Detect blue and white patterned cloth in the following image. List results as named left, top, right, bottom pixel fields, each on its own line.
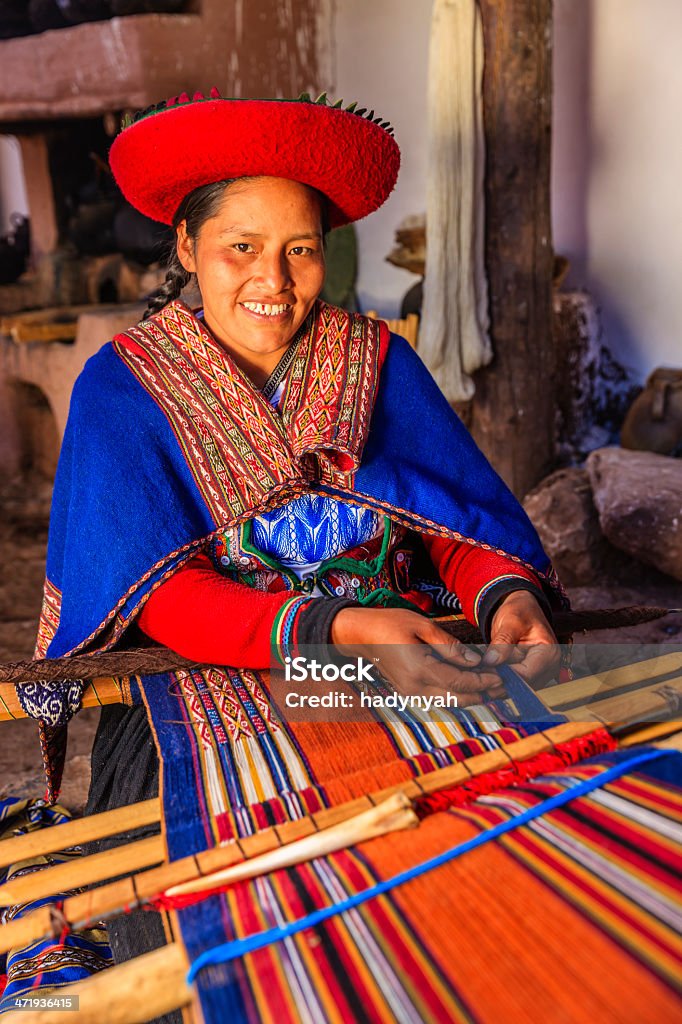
left=251, top=495, right=381, bottom=592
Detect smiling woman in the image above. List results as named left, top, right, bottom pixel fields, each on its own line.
left=19, top=90, right=568, bottom=1022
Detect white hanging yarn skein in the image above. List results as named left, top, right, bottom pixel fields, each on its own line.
left=419, top=0, right=491, bottom=402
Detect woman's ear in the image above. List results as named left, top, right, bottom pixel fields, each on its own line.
left=176, top=221, right=196, bottom=274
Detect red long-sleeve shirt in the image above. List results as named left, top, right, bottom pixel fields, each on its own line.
left=137, top=534, right=543, bottom=667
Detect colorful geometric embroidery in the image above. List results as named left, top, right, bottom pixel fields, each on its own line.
left=34, top=578, right=61, bottom=659
left=113, top=300, right=384, bottom=523
left=283, top=303, right=382, bottom=483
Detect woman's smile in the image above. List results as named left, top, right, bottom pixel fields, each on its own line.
left=240, top=301, right=292, bottom=318
left=238, top=300, right=295, bottom=328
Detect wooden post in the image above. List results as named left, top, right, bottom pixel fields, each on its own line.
left=16, top=134, right=58, bottom=261
left=467, top=0, right=555, bottom=499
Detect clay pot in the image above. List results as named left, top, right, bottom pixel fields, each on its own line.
left=0, top=0, right=35, bottom=37
left=29, top=0, right=70, bottom=31
left=621, top=367, right=682, bottom=456
left=113, top=204, right=173, bottom=265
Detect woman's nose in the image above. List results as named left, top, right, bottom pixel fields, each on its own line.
left=256, top=250, right=292, bottom=293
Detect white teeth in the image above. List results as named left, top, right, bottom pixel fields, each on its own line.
left=242, top=302, right=290, bottom=316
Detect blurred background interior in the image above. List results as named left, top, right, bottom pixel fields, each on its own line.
left=0, top=0, right=680, bottom=807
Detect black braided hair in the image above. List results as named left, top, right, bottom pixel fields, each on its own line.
left=144, top=256, right=191, bottom=318
left=143, top=179, right=238, bottom=319
left=143, top=176, right=330, bottom=319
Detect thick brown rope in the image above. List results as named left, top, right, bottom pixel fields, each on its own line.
left=0, top=606, right=678, bottom=685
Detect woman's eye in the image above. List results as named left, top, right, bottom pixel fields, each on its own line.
left=233, top=243, right=254, bottom=253
left=289, top=246, right=314, bottom=256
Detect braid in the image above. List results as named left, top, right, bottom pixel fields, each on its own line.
left=144, top=251, right=191, bottom=319
left=142, top=179, right=236, bottom=320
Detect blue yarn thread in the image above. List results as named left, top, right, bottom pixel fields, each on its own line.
left=495, top=663, right=567, bottom=725
left=187, top=747, right=668, bottom=982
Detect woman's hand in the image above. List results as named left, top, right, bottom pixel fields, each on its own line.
left=330, top=607, right=504, bottom=706
left=483, top=590, right=559, bottom=688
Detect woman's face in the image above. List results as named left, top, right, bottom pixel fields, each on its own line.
left=177, top=176, right=326, bottom=373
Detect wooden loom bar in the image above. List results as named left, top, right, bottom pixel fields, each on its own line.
left=0, top=800, right=159, bottom=872
left=165, top=793, right=419, bottom=899
left=562, top=680, right=682, bottom=725
left=544, top=653, right=682, bottom=710
left=0, top=721, right=600, bottom=956
left=0, top=836, right=163, bottom=907
left=619, top=721, right=682, bottom=747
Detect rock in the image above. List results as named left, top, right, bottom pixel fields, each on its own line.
left=523, top=467, right=611, bottom=585
left=587, top=447, right=682, bottom=581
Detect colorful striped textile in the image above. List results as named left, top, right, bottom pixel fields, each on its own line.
left=0, top=798, right=112, bottom=1014
left=140, top=665, right=682, bottom=1022
left=141, top=666, right=550, bottom=850
left=173, top=749, right=682, bottom=1023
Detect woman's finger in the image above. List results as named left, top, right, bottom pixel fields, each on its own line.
left=415, top=624, right=482, bottom=668
left=422, top=660, right=501, bottom=694
left=511, top=643, right=561, bottom=686
left=481, top=643, right=515, bottom=668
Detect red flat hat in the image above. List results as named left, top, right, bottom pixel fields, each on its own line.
left=109, top=92, right=400, bottom=228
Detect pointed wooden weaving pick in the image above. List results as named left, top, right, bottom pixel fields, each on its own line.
left=164, top=791, right=418, bottom=900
